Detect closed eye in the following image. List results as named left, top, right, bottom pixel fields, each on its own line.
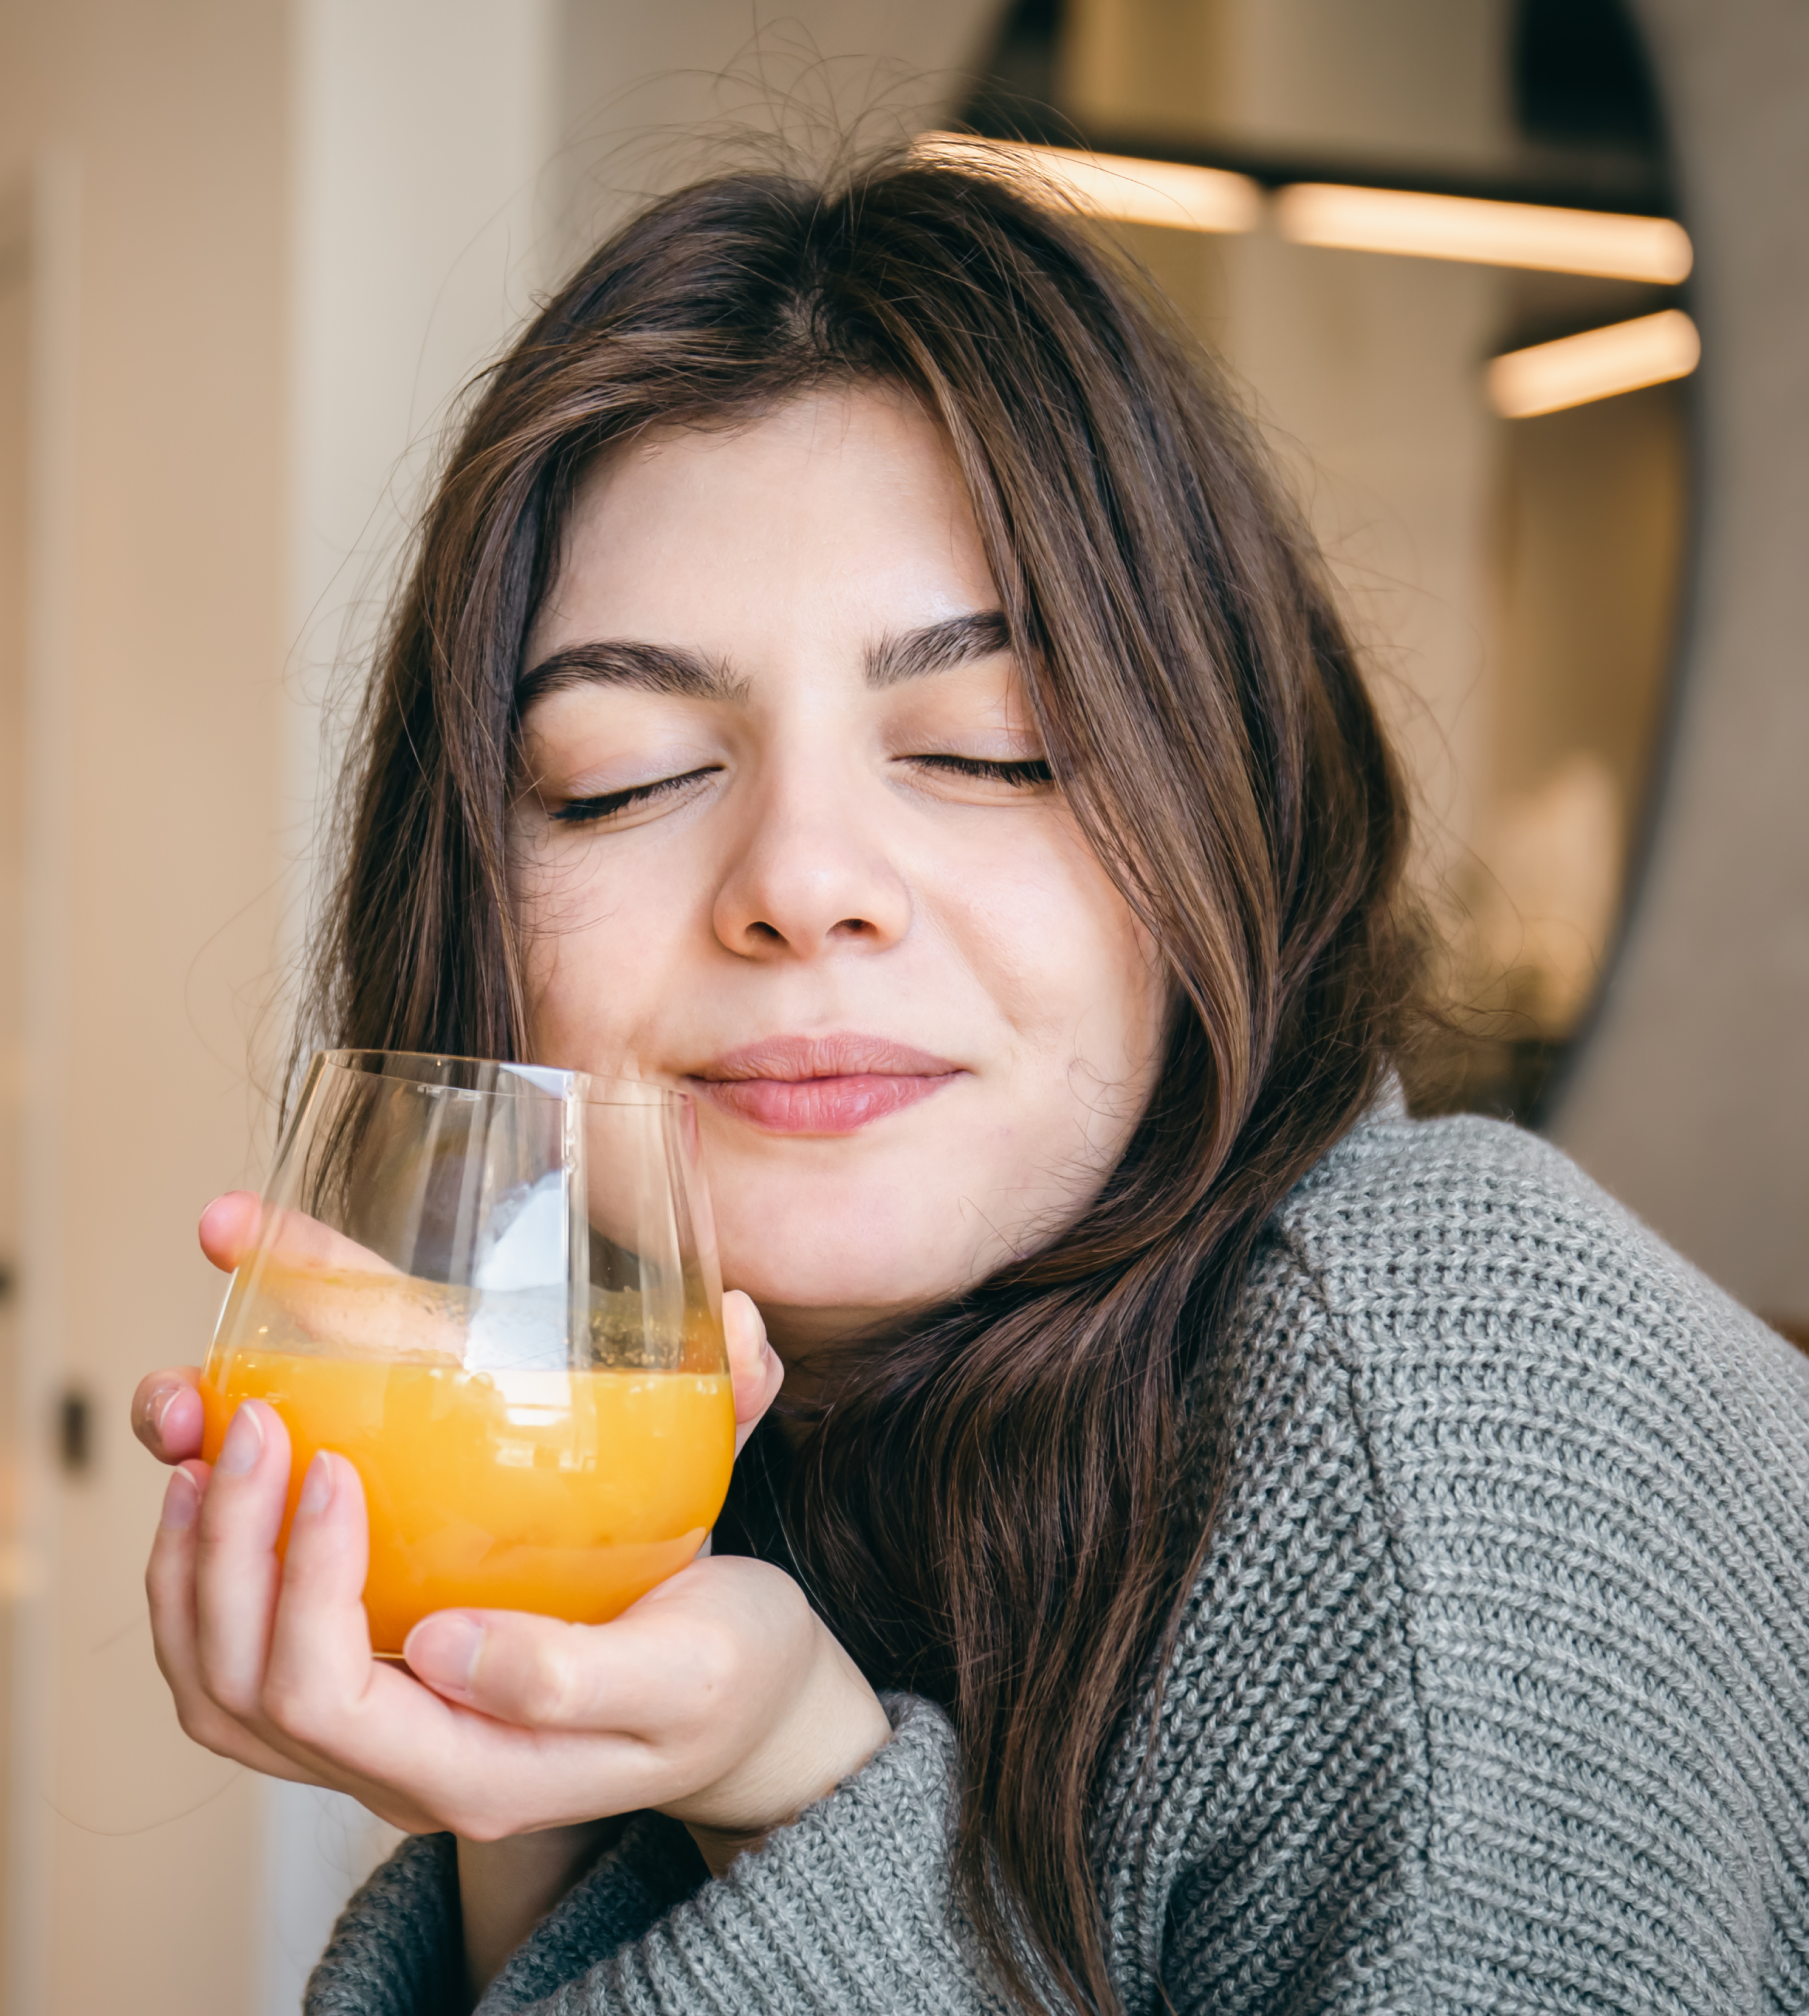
left=906, top=755, right=1054, bottom=788
left=550, top=767, right=721, bottom=824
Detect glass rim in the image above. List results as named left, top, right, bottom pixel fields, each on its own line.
left=314, top=1048, right=691, bottom=1110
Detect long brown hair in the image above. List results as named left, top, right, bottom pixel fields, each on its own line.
left=304, top=148, right=1417, bottom=2013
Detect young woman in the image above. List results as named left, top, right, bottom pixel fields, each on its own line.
left=134, top=152, right=1809, bottom=2015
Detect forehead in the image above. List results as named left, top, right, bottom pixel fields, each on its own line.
left=530, top=385, right=999, bottom=667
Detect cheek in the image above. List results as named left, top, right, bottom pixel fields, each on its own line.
left=939, top=817, right=1169, bottom=1127
left=513, top=839, right=702, bottom=1070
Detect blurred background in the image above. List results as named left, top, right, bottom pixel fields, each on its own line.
left=0, top=2, right=1804, bottom=2010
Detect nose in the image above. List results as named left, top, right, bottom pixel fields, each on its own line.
left=712, top=769, right=912, bottom=960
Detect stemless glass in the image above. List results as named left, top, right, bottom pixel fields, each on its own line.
left=199, top=1051, right=734, bottom=1655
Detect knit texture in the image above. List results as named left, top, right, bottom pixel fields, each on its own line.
left=305, top=1832, right=463, bottom=2016
left=305, top=1108, right=1809, bottom=2014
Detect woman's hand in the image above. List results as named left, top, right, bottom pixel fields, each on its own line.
left=132, top=1191, right=268, bottom=1468
left=137, top=1193, right=889, bottom=1862
left=145, top=1402, right=886, bottom=1845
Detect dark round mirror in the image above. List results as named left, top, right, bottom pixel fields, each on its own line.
left=959, top=0, right=1690, bottom=1122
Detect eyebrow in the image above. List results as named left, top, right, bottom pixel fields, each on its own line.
left=515, top=641, right=746, bottom=714
left=864, top=610, right=1013, bottom=688
left=515, top=609, right=1013, bottom=712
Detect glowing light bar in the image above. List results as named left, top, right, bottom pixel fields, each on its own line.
left=1274, top=182, right=1692, bottom=283
left=1487, top=309, right=1700, bottom=417
left=917, top=134, right=1261, bottom=235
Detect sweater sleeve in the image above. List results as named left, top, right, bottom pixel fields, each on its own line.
left=304, top=1832, right=465, bottom=2016
left=477, top=1694, right=1007, bottom=2016
left=303, top=1815, right=695, bottom=2016
left=305, top=1694, right=997, bottom=2016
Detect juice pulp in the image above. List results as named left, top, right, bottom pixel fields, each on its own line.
left=201, top=1349, right=735, bottom=1654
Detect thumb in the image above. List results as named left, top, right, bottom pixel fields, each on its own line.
left=722, top=1291, right=782, bottom=1455
left=198, top=1191, right=265, bottom=1274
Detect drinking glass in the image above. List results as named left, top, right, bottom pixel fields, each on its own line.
left=199, top=1051, right=733, bottom=1655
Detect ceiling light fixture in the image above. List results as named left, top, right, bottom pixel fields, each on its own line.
left=1274, top=183, right=1692, bottom=283
left=920, top=136, right=1693, bottom=286
left=1487, top=309, right=1701, bottom=417
left=917, top=135, right=1262, bottom=235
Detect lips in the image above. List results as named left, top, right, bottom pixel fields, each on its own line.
left=687, top=1034, right=963, bottom=1136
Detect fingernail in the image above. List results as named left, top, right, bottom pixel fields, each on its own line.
left=404, top=1612, right=485, bottom=1694
left=296, top=1450, right=334, bottom=1519
left=159, top=1469, right=200, bottom=1532
left=215, top=1402, right=264, bottom=1477
left=139, top=1383, right=180, bottom=1441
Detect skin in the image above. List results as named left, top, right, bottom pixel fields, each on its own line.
left=135, top=385, right=1170, bottom=2002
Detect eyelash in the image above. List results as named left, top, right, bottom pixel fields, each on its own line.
left=909, top=754, right=1054, bottom=788
left=552, top=769, right=718, bottom=824
left=549, top=754, right=1054, bottom=826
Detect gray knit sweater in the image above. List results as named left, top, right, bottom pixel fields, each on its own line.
left=306, top=1103, right=1809, bottom=2014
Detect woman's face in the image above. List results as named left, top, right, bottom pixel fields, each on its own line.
left=514, top=384, right=1168, bottom=1352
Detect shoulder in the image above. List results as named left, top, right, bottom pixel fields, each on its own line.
left=1274, top=1096, right=1809, bottom=1451
left=1257, top=1101, right=1809, bottom=2007
left=1284, top=1090, right=1691, bottom=1300
left=1120, top=1105, right=1809, bottom=2008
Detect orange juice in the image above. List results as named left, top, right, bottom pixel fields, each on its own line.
left=201, top=1348, right=734, bottom=1653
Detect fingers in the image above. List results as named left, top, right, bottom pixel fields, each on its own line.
left=403, top=1610, right=639, bottom=1734
left=145, top=1457, right=318, bottom=1783
left=132, top=1368, right=205, bottom=1463
left=191, top=1401, right=291, bottom=1719
left=407, top=1559, right=808, bottom=1740
left=259, top=1452, right=456, bottom=1830
left=243, top=1224, right=456, bottom=1362
left=723, top=1291, right=783, bottom=1455
left=198, top=1191, right=266, bottom=1273
left=260, top=1452, right=380, bottom=1737
left=142, top=1286, right=806, bottom=1848
left=262, top=1475, right=582, bottom=1833
left=144, top=1415, right=599, bottom=1838
left=403, top=1604, right=700, bottom=1818
left=199, top=1191, right=451, bottom=1360
left=400, top=1560, right=842, bottom=1835
left=200, top=1191, right=402, bottom=1281
left=164, top=1423, right=453, bottom=1831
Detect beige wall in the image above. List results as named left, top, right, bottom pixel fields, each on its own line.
left=0, top=3, right=288, bottom=2013
left=1554, top=0, right=1809, bottom=1321
left=553, top=0, right=1006, bottom=269
left=0, top=176, right=28, bottom=2015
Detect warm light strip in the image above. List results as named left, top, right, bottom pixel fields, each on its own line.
left=1487, top=309, right=1700, bottom=417
left=1274, top=182, right=1692, bottom=282
left=916, top=134, right=1262, bottom=234
left=918, top=137, right=1694, bottom=283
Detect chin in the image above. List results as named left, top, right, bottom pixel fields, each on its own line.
left=720, top=1252, right=955, bottom=1329
left=714, top=1204, right=985, bottom=1335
